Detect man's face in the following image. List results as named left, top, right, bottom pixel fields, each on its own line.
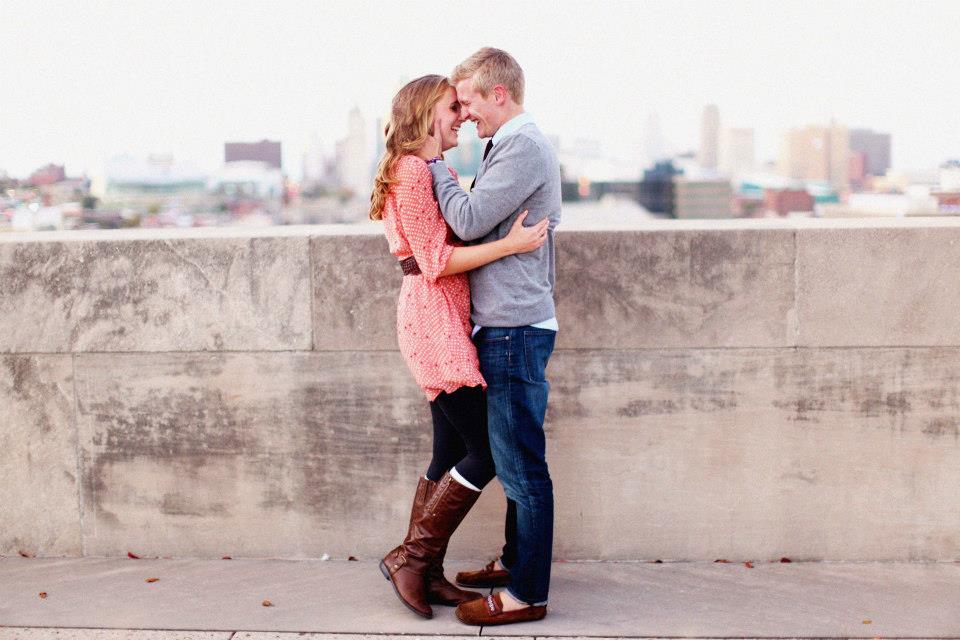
left=455, top=77, right=500, bottom=139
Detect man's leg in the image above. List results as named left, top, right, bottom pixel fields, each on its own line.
left=500, top=498, right=517, bottom=570
left=476, top=326, right=556, bottom=606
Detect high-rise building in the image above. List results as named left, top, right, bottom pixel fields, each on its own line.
left=849, top=151, right=868, bottom=191
left=335, top=106, right=370, bottom=199
left=779, top=121, right=850, bottom=192
left=225, top=140, right=282, bottom=170
left=301, top=135, right=325, bottom=185
left=720, top=128, right=755, bottom=177
left=698, top=104, right=720, bottom=170
left=849, top=129, right=891, bottom=177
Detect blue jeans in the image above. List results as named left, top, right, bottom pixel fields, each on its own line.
left=473, top=325, right=556, bottom=605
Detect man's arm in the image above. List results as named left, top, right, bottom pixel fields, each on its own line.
left=428, top=135, right=544, bottom=241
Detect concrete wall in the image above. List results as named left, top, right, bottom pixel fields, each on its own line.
left=3, top=220, right=960, bottom=562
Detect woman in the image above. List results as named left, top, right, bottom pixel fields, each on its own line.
left=369, top=74, right=548, bottom=619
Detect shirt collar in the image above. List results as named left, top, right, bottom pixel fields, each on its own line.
left=491, top=112, right=534, bottom=146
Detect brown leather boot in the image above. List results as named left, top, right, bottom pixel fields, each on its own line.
left=380, top=473, right=482, bottom=618
left=395, top=476, right=483, bottom=605
left=427, top=540, right=483, bottom=606
left=404, top=476, right=434, bottom=540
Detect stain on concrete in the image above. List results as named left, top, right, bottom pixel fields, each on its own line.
left=4, top=355, right=38, bottom=401
left=1, top=236, right=310, bottom=353
left=2, top=355, right=69, bottom=435
left=618, top=398, right=683, bottom=417
left=773, top=397, right=827, bottom=422
left=781, top=469, right=818, bottom=484
left=161, top=492, right=228, bottom=517
left=922, top=418, right=960, bottom=439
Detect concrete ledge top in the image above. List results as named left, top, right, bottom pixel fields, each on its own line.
left=5, top=215, right=960, bottom=243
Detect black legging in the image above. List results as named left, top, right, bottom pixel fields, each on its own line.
left=426, top=385, right=496, bottom=489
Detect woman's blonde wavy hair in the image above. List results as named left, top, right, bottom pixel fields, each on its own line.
left=369, top=74, right=451, bottom=221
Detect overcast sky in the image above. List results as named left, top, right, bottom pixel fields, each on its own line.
left=1, top=0, right=957, bottom=179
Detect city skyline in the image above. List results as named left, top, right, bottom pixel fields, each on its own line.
left=1, top=0, right=958, bottom=180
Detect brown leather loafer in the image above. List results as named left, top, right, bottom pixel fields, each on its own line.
left=455, top=558, right=511, bottom=588
left=455, top=592, right=547, bottom=626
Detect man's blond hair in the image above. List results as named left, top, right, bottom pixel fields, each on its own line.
left=451, top=47, right=525, bottom=105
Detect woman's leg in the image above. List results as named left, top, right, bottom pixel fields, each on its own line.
left=432, top=385, right=496, bottom=490
left=382, top=388, right=491, bottom=614
left=426, top=399, right=468, bottom=482
left=423, top=385, right=495, bottom=605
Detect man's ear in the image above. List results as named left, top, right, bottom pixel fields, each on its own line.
left=493, top=85, right=508, bottom=105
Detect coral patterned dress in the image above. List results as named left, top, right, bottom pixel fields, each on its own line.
left=381, top=155, right=487, bottom=401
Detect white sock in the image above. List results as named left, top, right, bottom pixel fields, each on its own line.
left=449, top=466, right=481, bottom=492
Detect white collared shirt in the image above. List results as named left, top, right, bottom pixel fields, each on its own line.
left=491, top=111, right=535, bottom=146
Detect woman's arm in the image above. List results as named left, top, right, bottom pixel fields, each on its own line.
left=439, top=211, right=548, bottom=277
left=392, top=157, right=548, bottom=281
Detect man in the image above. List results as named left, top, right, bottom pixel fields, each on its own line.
left=425, top=47, right=561, bottom=626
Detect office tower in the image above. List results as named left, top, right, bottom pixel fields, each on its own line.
left=779, top=121, right=850, bottom=192
left=698, top=104, right=720, bottom=170
left=849, top=129, right=891, bottom=177
left=720, top=128, right=755, bottom=177
left=335, top=106, right=370, bottom=198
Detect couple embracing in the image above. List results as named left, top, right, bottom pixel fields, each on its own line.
left=369, top=48, right=561, bottom=626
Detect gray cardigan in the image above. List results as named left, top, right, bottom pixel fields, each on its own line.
left=428, top=121, right=561, bottom=328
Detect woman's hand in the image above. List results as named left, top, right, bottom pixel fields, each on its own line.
left=502, top=211, right=550, bottom=254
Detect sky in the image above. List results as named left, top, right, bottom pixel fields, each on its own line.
left=1, top=0, right=957, bottom=180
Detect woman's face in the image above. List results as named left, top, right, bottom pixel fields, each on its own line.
left=433, top=86, right=466, bottom=152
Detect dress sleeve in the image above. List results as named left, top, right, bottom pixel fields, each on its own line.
left=394, top=157, right=455, bottom=283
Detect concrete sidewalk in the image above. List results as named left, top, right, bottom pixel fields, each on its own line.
left=1, top=557, right=958, bottom=638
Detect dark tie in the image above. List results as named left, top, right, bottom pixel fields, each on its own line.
left=470, top=140, right=495, bottom=191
